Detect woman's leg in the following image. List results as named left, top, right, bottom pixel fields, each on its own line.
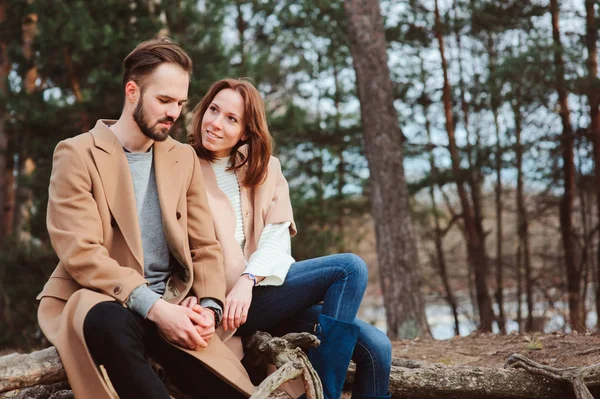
left=269, top=305, right=392, bottom=398
left=236, top=253, right=368, bottom=334
left=236, top=253, right=368, bottom=399
left=350, top=319, right=392, bottom=399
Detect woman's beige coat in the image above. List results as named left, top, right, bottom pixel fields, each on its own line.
left=37, top=120, right=255, bottom=399
left=199, top=155, right=297, bottom=294
left=199, top=155, right=303, bottom=396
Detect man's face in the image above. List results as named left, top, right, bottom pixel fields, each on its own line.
left=132, top=63, right=189, bottom=142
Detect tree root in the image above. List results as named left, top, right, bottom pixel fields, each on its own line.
left=505, top=354, right=600, bottom=399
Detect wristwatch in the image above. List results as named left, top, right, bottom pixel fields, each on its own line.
left=241, top=272, right=257, bottom=287
left=205, top=306, right=222, bottom=326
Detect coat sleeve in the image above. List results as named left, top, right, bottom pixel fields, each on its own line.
left=185, top=146, right=227, bottom=303
left=46, top=140, right=147, bottom=303
left=264, top=157, right=297, bottom=236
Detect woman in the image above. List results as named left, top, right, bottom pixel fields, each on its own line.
left=187, top=78, right=391, bottom=399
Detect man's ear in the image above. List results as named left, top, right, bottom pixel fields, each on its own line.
left=124, top=81, right=140, bottom=104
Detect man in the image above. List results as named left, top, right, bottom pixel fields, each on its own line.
left=37, top=38, right=255, bottom=399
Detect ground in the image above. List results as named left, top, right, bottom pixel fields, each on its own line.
left=391, top=331, right=600, bottom=368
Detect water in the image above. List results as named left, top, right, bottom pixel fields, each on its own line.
left=359, top=292, right=599, bottom=339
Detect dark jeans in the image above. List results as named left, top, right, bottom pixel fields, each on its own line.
left=236, top=254, right=368, bottom=336
left=269, top=305, right=392, bottom=397
left=236, top=254, right=388, bottom=394
left=83, top=302, right=247, bottom=399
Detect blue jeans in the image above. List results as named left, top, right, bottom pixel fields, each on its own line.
left=269, top=305, right=391, bottom=397
left=236, top=254, right=368, bottom=334
left=236, top=254, right=390, bottom=396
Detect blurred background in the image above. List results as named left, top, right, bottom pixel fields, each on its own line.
left=1, top=0, right=599, bottom=352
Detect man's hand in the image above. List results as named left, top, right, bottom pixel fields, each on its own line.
left=180, top=297, right=216, bottom=342
left=223, top=276, right=254, bottom=332
left=147, top=299, right=208, bottom=350
left=191, top=305, right=216, bottom=342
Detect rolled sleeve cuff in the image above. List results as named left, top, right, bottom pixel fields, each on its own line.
left=200, top=297, right=223, bottom=325
left=244, top=257, right=294, bottom=286
left=126, top=284, right=161, bottom=319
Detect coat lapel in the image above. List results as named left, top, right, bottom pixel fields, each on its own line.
left=89, top=120, right=144, bottom=272
left=154, top=138, right=185, bottom=264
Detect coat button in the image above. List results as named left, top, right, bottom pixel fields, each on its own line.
left=114, top=285, right=122, bottom=295
left=176, top=211, right=181, bottom=220
left=110, top=217, right=117, bottom=228
left=244, top=210, right=249, bottom=218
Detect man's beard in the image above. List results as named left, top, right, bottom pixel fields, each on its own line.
left=133, top=95, right=174, bottom=142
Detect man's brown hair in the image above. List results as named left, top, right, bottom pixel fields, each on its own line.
left=189, top=78, right=273, bottom=188
left=123, top=38, right=193, bottom=89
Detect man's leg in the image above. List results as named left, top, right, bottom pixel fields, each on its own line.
left=83, top=302, right=170, bottom=399
left=147, top=327, right=248, bottom=399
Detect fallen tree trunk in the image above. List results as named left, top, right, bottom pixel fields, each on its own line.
left=2, top=344, right=600, bottom=398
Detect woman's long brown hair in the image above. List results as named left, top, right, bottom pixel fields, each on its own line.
left=189, top=78, right=273, bottom=188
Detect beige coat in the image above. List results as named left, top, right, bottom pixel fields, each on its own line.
left=200, top=155, right=305, bottom=398
left=199, top=155, right=297, bottom=294
left=37, top=120, right=255, bottom=399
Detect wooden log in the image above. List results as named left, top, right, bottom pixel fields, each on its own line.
left=346, top=358, right=599, bottom=399
left=0, top=347, right=65, bottom=392
left=3, top=345, right=600, bottom=398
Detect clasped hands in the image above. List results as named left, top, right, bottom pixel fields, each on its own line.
left=147, top=275, right=256, bottom=350
left=147, top=297, right=216, bottom=350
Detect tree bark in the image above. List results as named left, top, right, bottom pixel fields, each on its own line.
left=584, top=0, right=600, bottom=331
left=452, top=0, right=485, bottom=327
left=513, top=97, right=535, bottom=331
left=487, top=34, right=506, bottom=334
left=343, top=0, right=429, bottom=339
left=434, top=0, right=494, bottom=332
left=550, top=0, right=581, bottom=332
left=0, top=0, right=12, bottom=241
left=63, top=46, right=91, bottom=132
left=420, top=55, right=460, bottom=336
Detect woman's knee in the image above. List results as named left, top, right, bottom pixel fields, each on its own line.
left=335, top=253, right=368, bottom=286
left=354, top=322, right=392, bottom=368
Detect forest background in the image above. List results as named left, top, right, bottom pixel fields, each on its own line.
left=1, top=0, right=599, bottom=352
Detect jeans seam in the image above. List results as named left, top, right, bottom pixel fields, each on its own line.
left=333, top=267, right=348, bottom=320
left=355, top=339, right=378, bottom=395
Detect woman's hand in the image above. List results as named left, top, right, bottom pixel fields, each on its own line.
left=181, top=296, right=198, bottom=309
left=223, top=276, right=254, bottom=331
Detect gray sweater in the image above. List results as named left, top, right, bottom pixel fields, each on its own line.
left=124, top=148, right=221, bottom=319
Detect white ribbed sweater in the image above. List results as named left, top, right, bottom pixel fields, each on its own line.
left=211, top=157, right=295, bottom=286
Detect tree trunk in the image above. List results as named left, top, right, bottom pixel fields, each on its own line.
left=0, top=0, right=14, bottom=241
left=513, top=98, right=535, bottom=332
left=434, top=0, right=494, bottom=332
left=452, top=0, right=485, bottom=327
left=487, top=35, right=506, bottom=334
left=343, top=0, right=429, bottom=339
left=550, top=0, right=581, bottom=332
left=584, top=0, right=600, bottom=331
left=428, top=135, right=460, bottom=337
left=63, top=46, right=91, bottom=132
left=577, top=135, right=592, bottom=321
left=332, top=57, right=346, bottom=253
left=420, top=55, right=460, bottom=336
left=236, top=0, right=246, bottom=74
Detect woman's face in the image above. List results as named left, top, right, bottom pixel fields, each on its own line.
left=200, top=88, right=246, bottom=158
